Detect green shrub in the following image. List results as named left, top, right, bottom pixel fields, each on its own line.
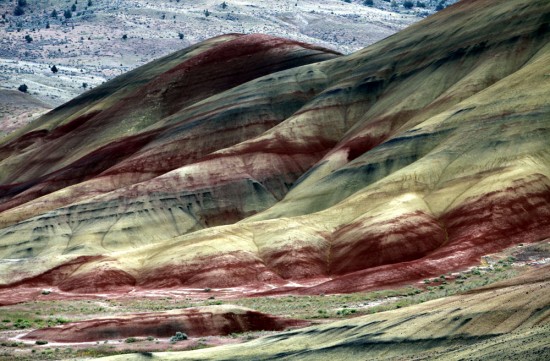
left=170, top=331, right=188, bottom=343
left=14, top=318, right=31, bottom=328
left=337, top=308, right=357, bottom=316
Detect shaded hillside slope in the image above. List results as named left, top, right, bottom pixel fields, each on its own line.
left=0, top=0, right=549, bottom=295
left=96, top=264, right=550, bottom=361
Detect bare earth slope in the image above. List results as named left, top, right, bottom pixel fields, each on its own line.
left=0, top=0, right=549, bottom=303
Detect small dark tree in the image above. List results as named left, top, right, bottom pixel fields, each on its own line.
left=416, top=1, right=426, bottom=8
left=46, top=21, right=50, bottom=29
left=122, top=34, right=128, bottom=40
left=204, top=9, right=210, bottom=17
left=82, top=82, right=88, bottom=88
left=24, top=34, right=32, bottom=43
left=178, top=32, right=184, bottom=39
left=88, top=0, right=92, bottom=6
left=14, top=6, right=25, bottom=16
left=64, top=9, right=72, bottom=19
left=363, top=0, right=374, bottom=6
left=435, top=1, right=445, bottom=11
left=18, top=0, right=27, bottom=7
left=403, top=1, right=414, bottom=9
left=51, top=9, right=58, bottom=18
left=51, top=65, right=58, bottom=73
left=18, top=84, right=28, bottom=93
left=221, top=1, right=227, bottom=9
left=71, top=4, right=77, bottom=12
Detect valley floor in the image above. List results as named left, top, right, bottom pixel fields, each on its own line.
left=0, top=241, right=548, bottom=360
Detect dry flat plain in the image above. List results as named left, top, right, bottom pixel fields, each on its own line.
left=0, top=0, right=444, bottom=132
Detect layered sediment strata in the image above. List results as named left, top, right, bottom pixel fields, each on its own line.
left=0, top=0, right=549, bottom=297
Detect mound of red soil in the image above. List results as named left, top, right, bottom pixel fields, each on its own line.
left=23, top=305, right=309, bottom=343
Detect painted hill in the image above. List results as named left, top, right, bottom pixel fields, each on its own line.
left=0, top=0, right=549, bottom=303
